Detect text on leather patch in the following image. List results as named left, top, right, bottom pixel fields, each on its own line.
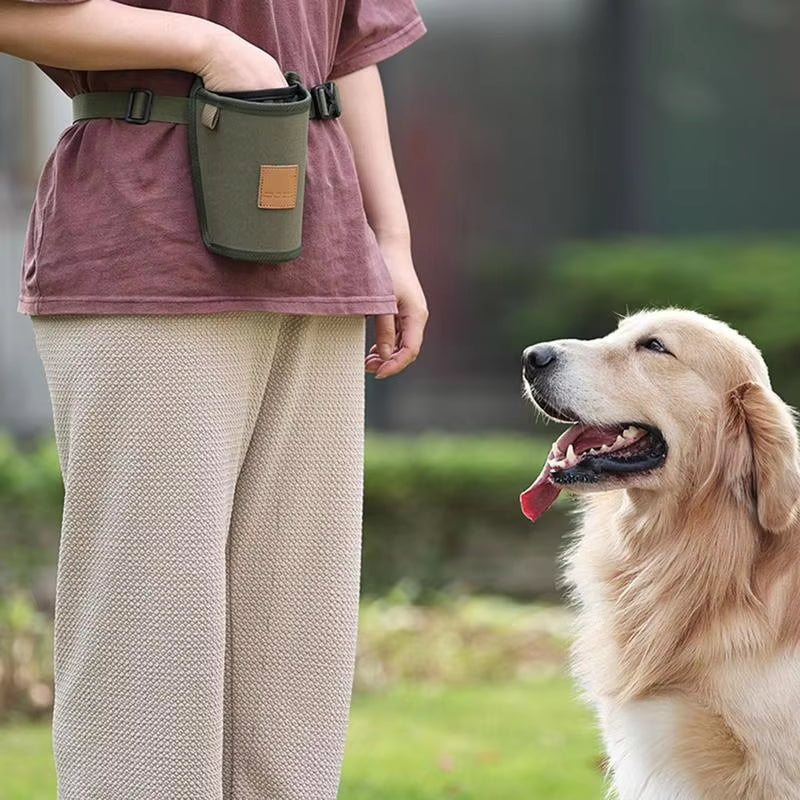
left=258, top=165, right=299, bottom=210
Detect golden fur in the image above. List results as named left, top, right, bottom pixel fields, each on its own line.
left=531, top=309, right=800, bottom=799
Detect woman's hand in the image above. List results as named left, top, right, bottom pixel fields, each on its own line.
left=0, top=0, right=288, bottom=89
left=334, top=65, right=428, bottom=380
left=196, top=27, right=287, bottom=92
left=365, top=241, right=428, bottom=379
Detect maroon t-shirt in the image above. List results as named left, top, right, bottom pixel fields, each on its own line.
left=18, top=0, right=425, bottom=316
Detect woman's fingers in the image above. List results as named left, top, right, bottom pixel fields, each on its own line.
left=370, top=310, right=426, bottom=379
left=372, top=314, right=396, bottom=361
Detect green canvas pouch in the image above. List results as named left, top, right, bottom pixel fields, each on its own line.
left=187, top=75, right=312, bottom=263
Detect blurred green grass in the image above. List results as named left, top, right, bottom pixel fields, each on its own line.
left=1, top=594, right=605, bottom=796
left=0, top=676, right=604, bottom=800
left=343, top=678, right=604, bottom=799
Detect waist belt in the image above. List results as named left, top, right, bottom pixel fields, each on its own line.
left=72, top=83, right=341, bottom=125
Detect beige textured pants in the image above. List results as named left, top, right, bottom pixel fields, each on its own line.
left=31, top=312, right=366, bottom=800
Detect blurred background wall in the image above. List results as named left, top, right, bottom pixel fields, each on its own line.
left=0, top=56, right=66, bottom=437
left=372, top=0, right=800, bottom=430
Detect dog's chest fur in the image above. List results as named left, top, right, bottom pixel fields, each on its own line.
left=594, top=653, right=800, bottom=800
left=564, top=492, right=800, bottom=799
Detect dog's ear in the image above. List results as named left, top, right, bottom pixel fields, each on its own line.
left=725, top=382, right=800, bottom=533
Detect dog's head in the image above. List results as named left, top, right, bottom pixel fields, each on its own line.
left=520, top=308, right=800, bottom=532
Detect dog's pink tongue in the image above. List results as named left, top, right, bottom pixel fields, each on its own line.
left=520, top=460, right=562, bottom=522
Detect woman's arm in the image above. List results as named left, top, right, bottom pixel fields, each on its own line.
left=336, top=64, right=428, bottom=379
left=0, top=0, right=286, bottom=91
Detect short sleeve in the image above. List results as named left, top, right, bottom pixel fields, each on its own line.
left=330, top=0, right=426, bottom=80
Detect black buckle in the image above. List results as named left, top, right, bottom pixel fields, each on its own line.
left=125, top=89, right=154, bottom=124
left=310, top=82, right=341, bottom=120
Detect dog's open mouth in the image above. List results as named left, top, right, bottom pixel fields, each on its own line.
left=520, top=422, right=667, bottom=522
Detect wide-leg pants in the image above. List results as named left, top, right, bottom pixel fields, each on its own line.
left=30, top=312, right=366, bottom=800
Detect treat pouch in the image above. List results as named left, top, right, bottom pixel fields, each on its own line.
left=188, top=76, right=312, bottom=262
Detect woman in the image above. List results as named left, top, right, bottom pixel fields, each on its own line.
left=0, top=1, right=428, bottom=798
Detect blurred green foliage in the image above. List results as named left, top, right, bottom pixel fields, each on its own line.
left=0, top=434, right=63, bottom=585
left=0, top=433, right=560, bottom=594
left=365, top=435, right=547, bottom=504
left=362, top=435, right=562, bottom=596
left=496, top=236, right=800, bottom=403
left=0, top=586, right=573, bottom=720
left=0, top=591, right=53, bottom=720
left=356, top=582, right=570, bottom=690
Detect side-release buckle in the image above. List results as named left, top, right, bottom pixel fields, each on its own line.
left=125, top=89, right=154, bottom=124
left=310, top=82, right=341, bottom=120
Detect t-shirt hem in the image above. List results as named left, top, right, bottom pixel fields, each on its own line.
left=329, top=17, right=427, bottom=79
left=18, top=294, right=398, bottom=317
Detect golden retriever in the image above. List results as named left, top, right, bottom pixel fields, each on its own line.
left=519, top=308, right=800, bottom=800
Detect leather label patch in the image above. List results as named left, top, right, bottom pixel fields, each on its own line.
left=258, top=165, right=299, bottom=210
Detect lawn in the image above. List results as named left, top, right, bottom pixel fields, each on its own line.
left=343, top=677, right=604, bottom=799
left=0, top=675, right=604, bottom=800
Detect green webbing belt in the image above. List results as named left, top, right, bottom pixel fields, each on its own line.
left=72, top=90, right=190, bottom=125
left=72, top=83, right=340, bottom=125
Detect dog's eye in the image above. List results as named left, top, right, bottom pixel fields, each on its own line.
left=638, top=337, right=670, bottom=354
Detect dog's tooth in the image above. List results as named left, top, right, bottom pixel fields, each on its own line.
left=622, top=426, right=639, bottom=439
left=599, top=444, right=611, bottom=453
left=567, top=444, right=576, bottom=463
left=614, top=435, right=626, bottom=448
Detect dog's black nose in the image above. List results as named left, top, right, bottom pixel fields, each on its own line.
left=522, top=344, right=557, bottom=379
